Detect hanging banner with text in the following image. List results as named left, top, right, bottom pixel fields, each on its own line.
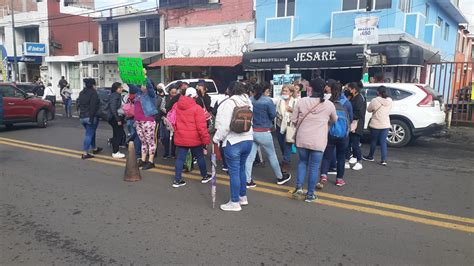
left=117, top=57, right=146, bottom=85
left=352, top=16, right=379, bottom=45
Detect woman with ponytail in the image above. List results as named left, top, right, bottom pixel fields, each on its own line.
left=290, top=78, right=337, bottom=202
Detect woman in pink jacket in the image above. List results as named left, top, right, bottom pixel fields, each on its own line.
left=291, top=78, right=337, bottom=202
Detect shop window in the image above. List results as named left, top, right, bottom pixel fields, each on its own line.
left=444, top=23, right=449, bottom=41
left=92, top=64, right=99, bottom=85
left=102, top=23, right=118, bottom=53
left=140, top=19, right=160, bottom=52
left=277, top=0, right=295, bottom=17
left=398, top=0, right=411, bottom=12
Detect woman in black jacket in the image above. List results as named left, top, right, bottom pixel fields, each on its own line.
left=108, top=82, right=126, bottom=159
left=347, top=81, right=366, bottom=170
left=78, top=78, right=102, bottom=159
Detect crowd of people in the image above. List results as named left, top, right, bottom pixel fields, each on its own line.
left=75, top=74, right=392, bottom=212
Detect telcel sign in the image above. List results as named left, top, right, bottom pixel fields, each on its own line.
left=23, top=42, right=47, bottom=56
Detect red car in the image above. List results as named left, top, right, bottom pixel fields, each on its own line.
left=0, top=82, right=55, bottom=128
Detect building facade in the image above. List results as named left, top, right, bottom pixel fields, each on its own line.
left=150, top=0, right=255, bottom=91
left=0, top=0, right=98, bottom=100
left=244, top=0, right=468, bottom=84
left=91, top=10, right=163, bottom=88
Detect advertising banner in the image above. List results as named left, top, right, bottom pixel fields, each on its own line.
left=352, top=16, right=379, bottom=45
left=272, top=73, right=302, bottom=97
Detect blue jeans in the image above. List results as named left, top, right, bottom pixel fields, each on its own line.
left=368, top=128, right=389, bottom=161
left=224, top=140, right=252, bottom=203
left=275, top=126, right=292, bottom=163
left=174, top=146, right=207, bottom=181
left=346, top=133, right=362, bottom=161
left=80, top=117, right=99, bottom=152
left=126, top=119, right=141, bottom=157
left=162, top=125, right=176, bottom=157
left=245, top=131, right=282, bottom=182
left=296, top=148, right=323, bottom=197
left=321, top=137, right=349, bottom=179
left=64, top=98, right=72, bottom=117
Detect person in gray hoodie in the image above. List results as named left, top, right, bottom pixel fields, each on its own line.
left=213, top=81, right=253, bottom=212
left=363, top=86, right=392, bottom=166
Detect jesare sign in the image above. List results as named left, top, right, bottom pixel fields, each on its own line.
left=23, top=42, right=47, bottom=56
left=294, top=51, right=336, bottom=62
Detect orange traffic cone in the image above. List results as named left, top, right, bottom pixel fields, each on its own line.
left=124, top=141, right=141, bottom=182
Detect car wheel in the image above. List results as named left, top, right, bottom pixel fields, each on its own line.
left=37, top=110, right=48, bottom=128
left=387, top=119, right=411, bottom=148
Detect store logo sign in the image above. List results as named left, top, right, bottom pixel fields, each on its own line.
left=24, top=42, right=47, bottom=56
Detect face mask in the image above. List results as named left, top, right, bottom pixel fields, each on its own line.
left=281, top=95, right=289, bottom=100
left=324, top=93, right=332, bottom=100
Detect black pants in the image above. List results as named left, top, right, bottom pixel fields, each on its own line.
left=108, top=117, right=125, bottom=153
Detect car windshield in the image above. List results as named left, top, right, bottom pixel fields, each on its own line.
left=189, top=81, right=217, bottom=94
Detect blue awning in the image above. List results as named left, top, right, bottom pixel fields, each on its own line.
left=7, top=56, right=43, bottom=64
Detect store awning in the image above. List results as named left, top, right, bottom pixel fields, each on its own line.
left=149, top=56, right=242, bottom=67
left=243, top=43, right=435, bottom=71
left=80, top=53, right=161, bottom=63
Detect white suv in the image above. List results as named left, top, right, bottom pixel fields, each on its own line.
left=164, top=79, right=227, bottom=107
left=361, top=83, right=446, bottom=147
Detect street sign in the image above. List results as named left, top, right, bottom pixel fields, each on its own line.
left=117, top=57, right=146, bottom=85
left=353, top=16, right=379, bottom=45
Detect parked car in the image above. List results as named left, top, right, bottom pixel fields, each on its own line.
left=15, top=82, right=44, bottom=96
left=164, top=79, right=226, bottom=107
left=0, top=82, right=55, bottom=128
left=361, top=83, right=446, bottom=147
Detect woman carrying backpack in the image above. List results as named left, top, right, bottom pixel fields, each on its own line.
left=128, top=78, right=158, bottom=170
left=363, top=86, right=392, bottom=166
left=172, top=87, right=211, bottom=188
left=245, top=84, right=290, bottom=187
left=213, top=81, right=253, bottom=212
left=319, top=82, right=353, bottom=188
left=291, top=78, right=337, bottom=202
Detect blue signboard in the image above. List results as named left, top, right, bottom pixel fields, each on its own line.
left=23, top=42, right=47, bottom=56
left=7, top=56, right=43, bottom=64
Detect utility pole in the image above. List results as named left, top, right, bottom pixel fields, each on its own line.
left=361, top=0, right=373, bottom=83
left=11, top=0, right=19, bottom=82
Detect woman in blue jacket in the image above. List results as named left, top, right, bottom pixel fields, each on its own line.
left=128, top=77, right=158, bottom=170
left=244, top=84, right=291, bottom=188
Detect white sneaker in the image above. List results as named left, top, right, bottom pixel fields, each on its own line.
left=220, top=201, right=242, bottom=212
left=349, top=157, right=357, bottom=164
left=112, top=152, right=125, bottom=159
left=239, top=196, right=248, bottom=206
left=352, top=162, right=363, bottom=171
left=345, top=162, right=350, bottom=169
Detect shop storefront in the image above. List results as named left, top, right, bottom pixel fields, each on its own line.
left=243, top=43, right=440, bottom=84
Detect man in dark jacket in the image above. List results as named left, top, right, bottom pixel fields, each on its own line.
left=108, top=82, right=126, bottom=159
left=78, top=78, right=102, bottom=159
left=347, top=82, right=366, bottom=170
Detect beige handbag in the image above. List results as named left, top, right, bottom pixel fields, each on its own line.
left=285, top=100, right=297, bottom=143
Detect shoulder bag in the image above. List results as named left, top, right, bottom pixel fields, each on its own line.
left=290, top=101, right=322, bottom=143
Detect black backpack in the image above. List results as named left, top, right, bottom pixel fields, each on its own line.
left=97, top=88, right=111, bottom=121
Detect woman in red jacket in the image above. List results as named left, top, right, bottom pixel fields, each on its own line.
left=172, top=87, right=212, bottom=188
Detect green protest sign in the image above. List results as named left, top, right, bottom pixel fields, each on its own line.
left=117, top=57, right=146, bottom=85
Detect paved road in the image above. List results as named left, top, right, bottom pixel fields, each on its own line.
left=1, top=116, right=473, bottom=265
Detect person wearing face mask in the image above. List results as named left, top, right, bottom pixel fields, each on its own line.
left=346, top=81, right=366, bottom=171
left=275, top=85, right=298, bottom=175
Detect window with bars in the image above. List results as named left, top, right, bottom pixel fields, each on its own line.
left=398, top=0, right=412, bottom=13
left=139, top=19, right=160, bottom=52
left=342, top=0, right=392, bottom=11
left=277, top=0, right=295, bottom=17
left=444, top=23, right=449, bottom=41
left=102, top=23, right=118, bottom=54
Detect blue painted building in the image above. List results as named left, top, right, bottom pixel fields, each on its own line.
left=243, top=0, right=468, bottom=83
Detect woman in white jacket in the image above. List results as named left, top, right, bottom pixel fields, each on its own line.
left=213, top=81, right=253, bottom=212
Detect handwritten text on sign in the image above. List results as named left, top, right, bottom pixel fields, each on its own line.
left=117, top=57, right=146, bottom=85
